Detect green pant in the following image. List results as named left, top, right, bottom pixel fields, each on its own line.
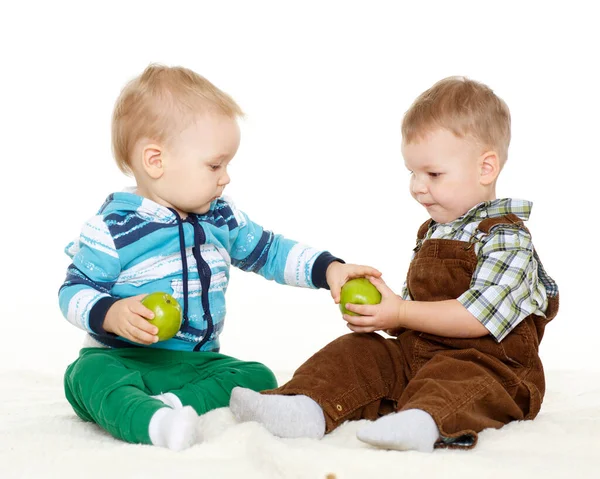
left=64, top=347, right=277, bottom=445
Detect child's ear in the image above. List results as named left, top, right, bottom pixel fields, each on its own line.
left=142, top=144, right=164, bottom=179
left=479, top=150, right=500, bottom=186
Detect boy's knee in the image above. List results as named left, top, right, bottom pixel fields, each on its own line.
left=63, top=354, right=111, bottom=422
left=239, top=361, right=277, bottom=391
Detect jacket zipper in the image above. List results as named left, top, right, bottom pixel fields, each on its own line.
left=188, top=216, right=214, bottom=351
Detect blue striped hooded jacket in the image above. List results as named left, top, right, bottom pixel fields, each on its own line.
left=58, top=191, right=339, bottom=352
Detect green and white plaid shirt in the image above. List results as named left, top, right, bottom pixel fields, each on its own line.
left=401, top=198, right=558, bottom=342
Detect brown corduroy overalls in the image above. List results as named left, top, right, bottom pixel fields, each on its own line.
left=265, top=214, right=559, bottom=448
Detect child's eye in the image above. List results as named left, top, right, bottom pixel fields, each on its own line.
left=428, top=172, right=441, bottom=178
left=210, top=165, right=221, bottom=171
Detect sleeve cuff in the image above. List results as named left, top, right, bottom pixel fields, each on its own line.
left=89, top=296, right=120, bottom=336
left=312, top=252, right=345, bottom=290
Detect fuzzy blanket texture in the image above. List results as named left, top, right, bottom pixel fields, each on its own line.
left=1, top=369, right=599, bottom=479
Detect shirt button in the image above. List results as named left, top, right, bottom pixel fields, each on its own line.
left=336, top=404, right=343, bottom=411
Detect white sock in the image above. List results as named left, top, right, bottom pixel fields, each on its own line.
left=148, top=406, right=199, bottom=451
left=151, top=392, right=183, bottom=409
left=357, top=409, right=439, bottom=452
left=229, top=387, right=325, bottom=439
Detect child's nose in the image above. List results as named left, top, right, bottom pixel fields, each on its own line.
left=411, top=176, right=427, bottom=195
left=219, top=171, right=231, bottom=186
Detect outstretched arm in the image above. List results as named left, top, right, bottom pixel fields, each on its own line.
left=226, top=200, right=380, bottom=290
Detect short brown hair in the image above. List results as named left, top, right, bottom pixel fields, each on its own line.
left=111, top=64, right=244, bottom=175
left=402, top=76, right=511, bottom=164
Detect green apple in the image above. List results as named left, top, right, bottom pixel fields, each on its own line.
left=339, top=278, right=382, bottom=316
left=141, top=292, right=183, bottom=341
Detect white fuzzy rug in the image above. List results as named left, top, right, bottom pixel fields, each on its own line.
left=1, top=369, right=599, bottom=479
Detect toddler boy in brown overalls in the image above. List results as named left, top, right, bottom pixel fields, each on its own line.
left=229, top=77, right=559, bottom=451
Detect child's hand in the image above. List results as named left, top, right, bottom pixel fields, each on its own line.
left=103, top=295, right=159, bottom=345
left=326, top=262, right=382, bottom=303
left=342, top=276, right=406, bottom=333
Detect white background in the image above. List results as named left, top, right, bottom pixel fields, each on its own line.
left=1, top=0, right=598, bottom=374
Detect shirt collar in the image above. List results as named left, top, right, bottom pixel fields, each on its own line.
left=435, top=198, right=533, bottom=230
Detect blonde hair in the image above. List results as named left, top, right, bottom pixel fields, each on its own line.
left=402, top=76, right=511, bottom=164
left=112, top=64, right=244, bottom=175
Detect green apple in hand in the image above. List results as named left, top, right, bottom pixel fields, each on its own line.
left=339, top=278, right=382, bottom=316
left=141, top=292, right=183, bottom=341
